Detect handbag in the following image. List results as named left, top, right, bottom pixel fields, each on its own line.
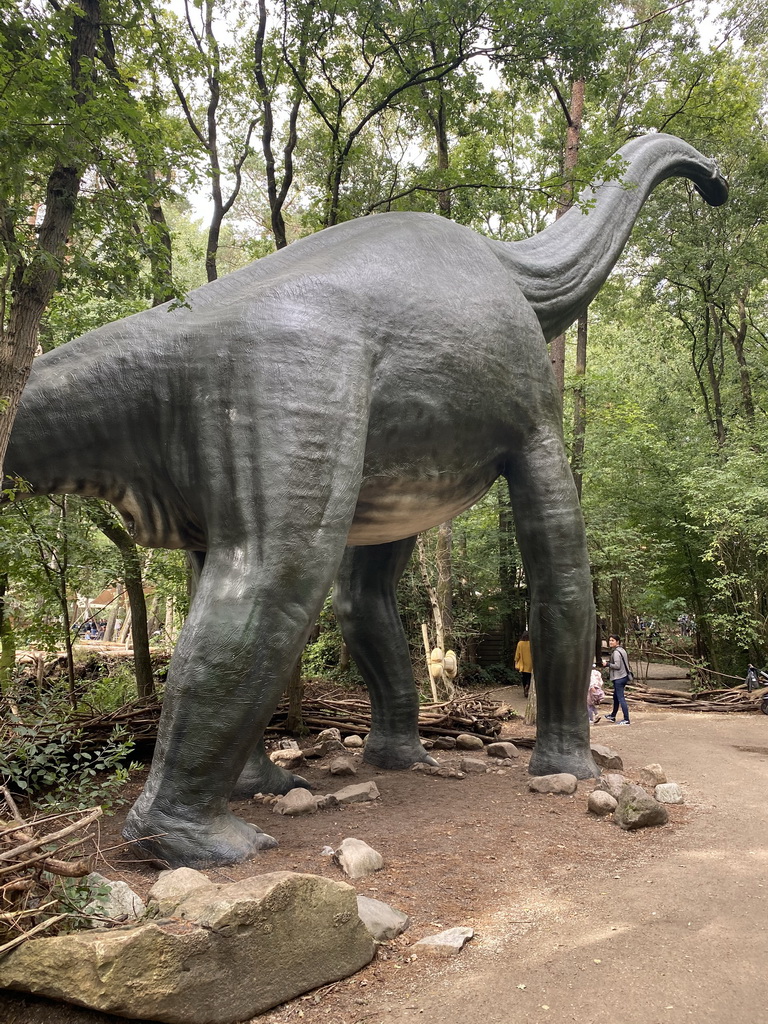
left=620, top=651, right=634, bottom=682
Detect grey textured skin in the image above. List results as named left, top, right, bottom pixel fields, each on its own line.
left=4, top=134, right=727, bottom=868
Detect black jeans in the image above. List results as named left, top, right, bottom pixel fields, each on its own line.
left=610, top=675, right=630, bottom=721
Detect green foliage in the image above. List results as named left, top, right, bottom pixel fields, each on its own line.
left=0, top=697, right=138, bottom=811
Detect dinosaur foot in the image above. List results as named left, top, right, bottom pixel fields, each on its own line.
left=231, top=757, right=311, bottom=799
left=122, top=805, right=278, bottom=869
left=363, top=733, right=438, bottom=771
left=528, top=742, right=599, bottom=780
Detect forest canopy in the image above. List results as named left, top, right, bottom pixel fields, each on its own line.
left=2, top=0, right=768, bottom=688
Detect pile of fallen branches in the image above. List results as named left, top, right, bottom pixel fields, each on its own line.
left=0, top=787, right=102, bottom=956
left=2, top=687, right=515, bottom=765
left=627, top=682, right=768, bottom=712
left=267, top=689, right=513, bottom=739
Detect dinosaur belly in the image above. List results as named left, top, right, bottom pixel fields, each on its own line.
left=347, top=469, right=498, bottom=546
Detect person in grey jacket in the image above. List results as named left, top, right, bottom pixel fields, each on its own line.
left=605, top=634, right=631, bottom=725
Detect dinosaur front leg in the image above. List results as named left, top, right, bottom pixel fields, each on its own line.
left=507, top=430, right=598, bottom=780
left=333, top=538, right=437, bottom=770
left=187, top=553, right=311, bottom=799
left=122, top=538, right=347, bottom=868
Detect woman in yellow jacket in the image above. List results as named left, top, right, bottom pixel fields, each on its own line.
left=515, top=630, right=533, bottom=697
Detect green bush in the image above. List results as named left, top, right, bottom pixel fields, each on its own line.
left=0, top=703, right=139, bottom=811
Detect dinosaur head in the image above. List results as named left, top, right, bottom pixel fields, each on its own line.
left=692, top=160, right=729, bottom=207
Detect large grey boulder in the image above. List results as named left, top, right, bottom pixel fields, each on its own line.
left=588, top=790, right=618, bottom=816
left=0, top=872, right=374, bottom=1024
left=614, top=783, right=669, bottom=830
left=528, top=773, right=578, bottom=795
left=412, top=926, right=474, bottom=956
left=333, top=781, right=380, bottom=804
left=273, top=788, right=321, bottom=815
left=455, top=733, right=484, bottom=750
left=329, top=755, right=358, bottom=776
left=597, top=772, right=627, bottom=800
left=334, top=838, right=384, bottom=879
left=356, top=895, right=410, bottom=941
left=269, top=747, right=306, bottom=771
left=655, top=782, right=684, bottom=804
left=486, top=741, right=519, bottom=759
left=639, top=763, right=667, bottom=787
left=82, top=872, right=145, bottom=924
left=591, top=744, right=624, bottom=771
left=147, top=868, right=212, bottom=916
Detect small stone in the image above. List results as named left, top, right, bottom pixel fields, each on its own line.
left=614, top=783, right=669, bottom=830
left=432, top=736, right=457, bottom=750
left=598, top=773, right=627, bottom=800
left=422, top=739, right=435, bottom=749
left=459, top=757, right=488, bottom=774
left=333, top=781, right=381, bottom=804
left=316, top=728, right=342, bottom=743
left=302, top=744, right=324, bottom=758
left=270, top=748, right=306, bottom=770
left=497, top=722, right=519, bottom=739
left=455, top=733, right=484, bottom=750
left=588, top=790, right=618, bottom=816
left=329, top=756, right=358, bottom=776
left=82, top=873, right=145, bottom=924
left=356, top=896, right=410, bottom=941
left=319, top=739, right=346, bottom=755
left=343, top=734, right=364, bottom=749
left=411, top=764, right=465, bottom=778
left=486, top=741, right=519, bottom=759
left=639, top=763, right=667, bottom=787
left=528, top=773, right=578, bottom=795
left=654, top=782, right=684, bottom=804
left=413, top=926, right=473, bottom=956
left=278, top=739, right=301, bottom=750
left=273, top=788, right=320, bottom=816
left=335, top=838, right=384, bottom=879
left=252, top=793, right=279, bottom=806
left=591, top=744, right=624, bottom=771
left=315, top=794, right=339, bottom=810
left=147, top=868, right=213, bottom=916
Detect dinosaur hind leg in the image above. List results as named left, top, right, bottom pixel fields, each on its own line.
left=334, top=537, right=437, bottom=770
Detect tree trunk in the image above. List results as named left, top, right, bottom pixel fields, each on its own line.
left=548, top=78, right=585, bottom=399
left=86, top=504, right=154, bottom=699
left=0, top=573, right=15, bottom=693
left=609, top=577, right=624, bottom=636
left=436, top=520, right=453, bottom=645
left=524, top=677, right=537, bottom=726
left=417, top=534, right=445, bottom=652
left=103, top=583, right=123, bottom=642
left=498, top=495, right=517, bottom=669
left=145, top=165, right=175, bottom=306
left=0, top=0, right=101, bottom=480
left=571, top=311, right=588, bottom=499
left=727, top=292, right=754, bottom=422
left=285, top=658, right=304, bottom=734
left=164, top=595, right=175, bottom=644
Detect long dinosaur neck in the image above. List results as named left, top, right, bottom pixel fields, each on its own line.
left=494, top=133, right=727, bottom=342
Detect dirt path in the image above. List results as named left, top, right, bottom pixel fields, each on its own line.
left=3, top=700, right=767, bottom=1024
left=372, top=709, right=768, bottom=1024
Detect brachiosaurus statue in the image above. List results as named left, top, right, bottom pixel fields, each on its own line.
left=4, top=134, right=727, bottom=867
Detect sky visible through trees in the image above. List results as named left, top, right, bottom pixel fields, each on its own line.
left=2, top=0, right=768, bottom=685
